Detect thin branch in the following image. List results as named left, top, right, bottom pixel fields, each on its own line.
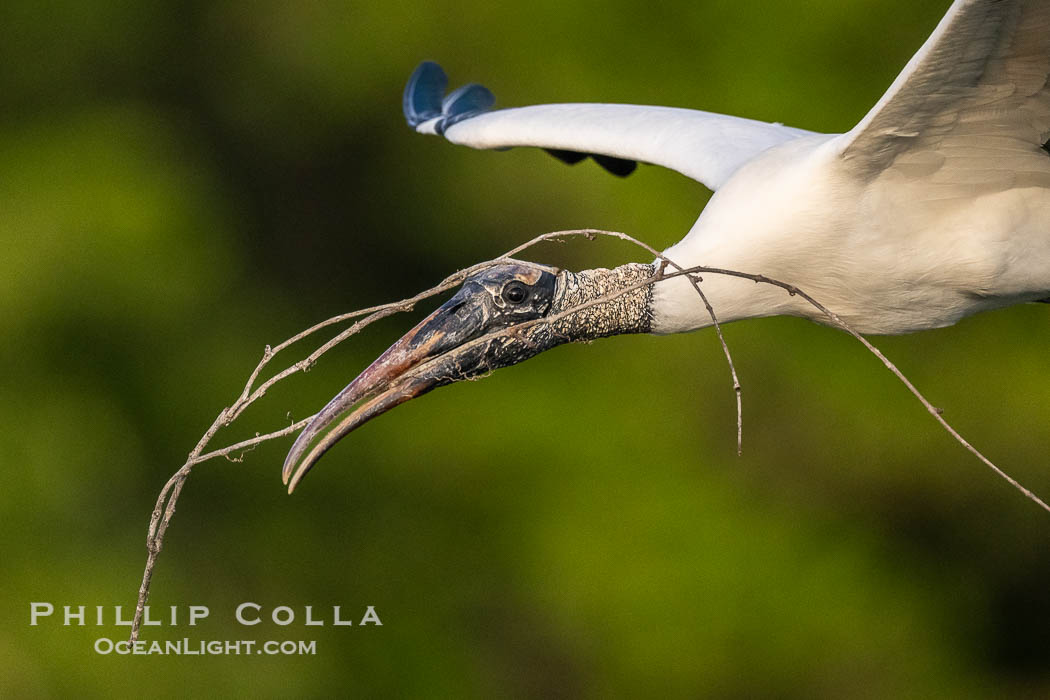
left=194, top=418, right=315, bottom=465
left=130, top=235, right=571, bottom=641
left=404, top=231, right=1050, bottom=516
left=130, top=227, right=1049, bottom=643
left=505, top=228, right=744, bottom=453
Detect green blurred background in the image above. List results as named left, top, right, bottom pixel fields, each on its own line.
left=4, top=0, right=1049, bottom=696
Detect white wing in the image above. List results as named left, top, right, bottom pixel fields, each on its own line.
left=837, top=0, right=1050, bottom=183
left=404, top=62, right=814, bottom=191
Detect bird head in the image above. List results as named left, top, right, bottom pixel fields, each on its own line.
left=282, top=259, right=654, bottom=492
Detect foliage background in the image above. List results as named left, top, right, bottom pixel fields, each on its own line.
left=4, top=0, right=1049, bottom=696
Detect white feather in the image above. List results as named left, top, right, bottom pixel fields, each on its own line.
left=442, top=104, right=812, bottom=191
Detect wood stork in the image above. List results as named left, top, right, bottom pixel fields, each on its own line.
left=283, top=0, right=1050, bottom=492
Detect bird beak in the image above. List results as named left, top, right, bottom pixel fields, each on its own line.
left=281, top=287, right=493, bottom=493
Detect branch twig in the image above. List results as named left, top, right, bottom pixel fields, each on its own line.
left=131, top=234, right=579, bottom=641
left=129, top=227, right=1049, bottom=643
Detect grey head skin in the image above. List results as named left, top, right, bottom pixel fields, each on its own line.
left=282, top=259, right=654, bottom=492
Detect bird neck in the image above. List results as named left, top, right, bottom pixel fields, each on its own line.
left=551, top=264, right=655, bottom=340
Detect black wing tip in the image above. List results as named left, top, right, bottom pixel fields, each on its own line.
left=592, top=154, right=638, bottom=177
left=545, top=148, right=588, bottom=165
left=403, top=61, right=495, bottom=132
left=544, top=149, right=638, bottom=177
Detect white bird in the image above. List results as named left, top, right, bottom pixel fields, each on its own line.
left=283, top=0, right=1050, bottom=491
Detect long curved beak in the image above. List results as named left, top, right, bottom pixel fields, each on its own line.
left=282, top=290, right=487, bottom=493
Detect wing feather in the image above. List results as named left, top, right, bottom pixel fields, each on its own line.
left=838, top=0, right=1050, bottom=180
left=404, top=62, right=814, bottom=191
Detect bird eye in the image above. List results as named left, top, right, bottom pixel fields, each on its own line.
left=502, top=282, right=528, bottom=304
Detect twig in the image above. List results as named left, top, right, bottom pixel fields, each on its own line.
left=402, top=230, right=1050, bottom=516
left=564, top=230, right=743, bottom=455
left=130, top=235, right=578, bottom=641
left=130, top=227, right=1049, bottom=643
left=506, top=227, right=744, bottom=452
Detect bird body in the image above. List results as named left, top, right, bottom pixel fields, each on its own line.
left=658, top=132, right=1050, bottom=334
left=283, top=0, right=1050, bottom=489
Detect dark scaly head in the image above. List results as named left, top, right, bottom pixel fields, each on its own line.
left=282, top=259, right=654, bottom=492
